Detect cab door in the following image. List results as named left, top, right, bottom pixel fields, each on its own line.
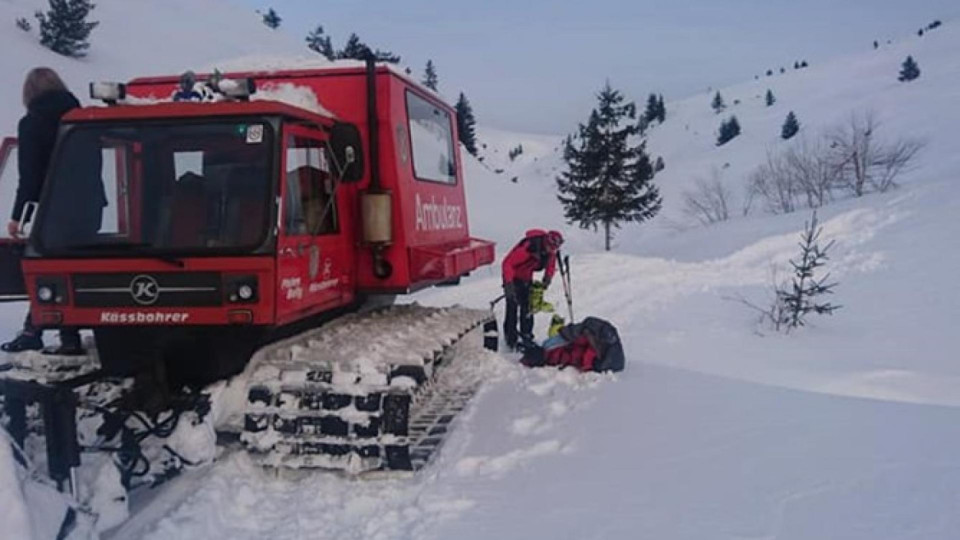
left=276, top=126, right=355, bottom=324
left=0, top=137, right=26, bottom=300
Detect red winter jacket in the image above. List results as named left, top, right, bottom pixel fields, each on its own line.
left=502, top=229, right=558, bottom=284
left=545, top=336, right=598, bottom=372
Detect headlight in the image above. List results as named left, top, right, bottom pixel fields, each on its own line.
left=37, top=286, right=54, bottom=303
left=237, top=284, right=254, bottom=301
left=226, top=276, right=258, bottom=303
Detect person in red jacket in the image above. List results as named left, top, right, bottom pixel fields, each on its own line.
left=501, top=229, right=563, bottom=349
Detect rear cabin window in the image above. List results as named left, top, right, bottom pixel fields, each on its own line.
left=406, top=91, right=457, bottom=184
left=284, top=136, right=338, bottom=235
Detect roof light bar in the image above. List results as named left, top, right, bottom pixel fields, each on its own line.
left=217, top=78, right=257, bottom=100
left=89, top=82, right=127, bottom=105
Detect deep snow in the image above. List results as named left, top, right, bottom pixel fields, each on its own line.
left=1, top=3, right=959, bottom=539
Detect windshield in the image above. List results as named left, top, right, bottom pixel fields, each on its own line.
left=35, top=120, right=275, bottom=255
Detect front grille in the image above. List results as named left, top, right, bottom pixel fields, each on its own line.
left=72, top=272, right=222, bottom=308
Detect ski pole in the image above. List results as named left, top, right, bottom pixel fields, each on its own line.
left=559, top=253, right=574, bottom=323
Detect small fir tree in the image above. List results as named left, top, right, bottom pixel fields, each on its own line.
left=656, top=94, right=666, bottom=122
left=422, top=60, right=438, bottom=91
left=898, top=56, right=921, bottom=82
left=716, top=116, right=741, bottom=146
left=711, top=91, right=726, bottom=114
left=16, top=17, right=31, bottom=31
left=765, top=89, right=776, bottom=107
left=306, top=25, right=334, bottom=60
left=35, top=0, right=99, bottom=58
left=337, top=33, right=401, bottom=63
left=556, top=83, right=662, bottom=251
left=643, top=93, right=659, bottom=124
left=262, top=8, right=281, bottom=29
left=873, top=40, right=879, bottom=49
left=775, top=212, right=840, bottom=330
left=781, top=111, right=800, bottom=140
left=455, top=93, right=478, bottom=156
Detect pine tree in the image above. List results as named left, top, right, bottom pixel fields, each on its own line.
left=711, top=91, right=726, bottom=114
left=643, top=93, right=659, bottom=124
left=656, top=94, right=666, bottom=123
left=35, top=0, right=99, bottom=58
left=455, top=92, right=478, bottom=156
left=306, top=25, right=334, bottom=60
left=556, top=83, right=662, bottom=251
left=336, top=33, right=400, bottom=63
left=716, top=116, right=741, bottom=146
left=765, top=89, right=776, bottom=107
left=262, top=8, right=281, bottom=29
left=338, top=33, right=367, bottom=59
left=781, top=111, right=800, bottom=140
left=898, top=55, right=920, bottom=82
left=873, top=40, right=879, bottom=50
left=422, top=60, right=438, bottom=91
left=775, top=212, right=840, bottom=331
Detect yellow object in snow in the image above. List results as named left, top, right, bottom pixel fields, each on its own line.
left=529, top=281, right=555, bottom=314
left=548, top=314, right=565, bottom=337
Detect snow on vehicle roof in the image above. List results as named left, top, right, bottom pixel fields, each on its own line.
left=252, top=82, right=335, bottom=118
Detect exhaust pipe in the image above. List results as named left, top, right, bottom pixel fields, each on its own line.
left=362, top=54, right=393, bottom=279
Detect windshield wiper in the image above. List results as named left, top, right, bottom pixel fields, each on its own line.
left=65, top=242, right=186, bottom=268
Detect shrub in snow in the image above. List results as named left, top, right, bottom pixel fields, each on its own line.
left=557, top=82, right=662, bottom=251
left=716, top=116, right=741, bottom=146
left=765, top=89, right=776, bottom=107
left=508, top=144, right=524, bottom=161
left=711, top=91, right=725, bottom=114
left=781, top=111, right=800, bottom=140
left=734, top=213, right=840, bottom=332
left=775, top=212, right=841, bottom=331
left=655, top=156, right=665, bottom=172
left=262, top=8, right=281, bottom=29
left=681, top=169, right=731, bottom=226
left=746, top=151, right=798, bottom=214
left=306, top=25, right=334, bottom=60
left=422, top=60, right=439, bottom=91
left=801, top=60, right=809, bottom=68
left=455, top=92, right=478, bottom=156
left=35, top=0, right=98, bottom=58
left=16, top=17, right=31, bottom=32
left=827, top=110, right=923, bottom=195
left=898, top=56, right=920, bottom=82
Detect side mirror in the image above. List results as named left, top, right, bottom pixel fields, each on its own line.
left=329, top=122, right=365, bottom=183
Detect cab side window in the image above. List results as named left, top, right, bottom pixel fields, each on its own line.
left=284, top=136, right=338, bottom=235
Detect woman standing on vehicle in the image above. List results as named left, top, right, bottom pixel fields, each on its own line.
left=1, top=67, right=84, bottom=354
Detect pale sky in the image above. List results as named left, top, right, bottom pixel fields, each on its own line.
left=240, top=0, right=959, bottom=134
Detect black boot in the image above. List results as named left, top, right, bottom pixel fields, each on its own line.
left=1, top=333, right=44, bottom=353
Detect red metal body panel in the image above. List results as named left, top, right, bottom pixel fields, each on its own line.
left=274, top=124, right=356, bottom=326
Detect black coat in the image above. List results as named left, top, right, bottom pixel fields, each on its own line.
left=12, top=90, right=80, bottom=220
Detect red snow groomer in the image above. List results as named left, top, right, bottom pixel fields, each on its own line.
left=0, top=59, right=497, bottom=484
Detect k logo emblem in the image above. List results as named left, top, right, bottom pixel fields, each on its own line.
left=130, top=275, right=160, bottom=305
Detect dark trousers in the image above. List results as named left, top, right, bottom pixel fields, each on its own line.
left=21, top=311, right=81, bottom=345
left=504, top=281, right=533, bottom=346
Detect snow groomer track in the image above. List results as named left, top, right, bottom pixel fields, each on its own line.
left=241, top=304, right=495, bottom=473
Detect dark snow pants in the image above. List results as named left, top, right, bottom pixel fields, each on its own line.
left=504, top=280, right=533, bottom=347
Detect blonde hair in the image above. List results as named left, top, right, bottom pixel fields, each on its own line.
left=22, top=67, right=68, bottom=108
